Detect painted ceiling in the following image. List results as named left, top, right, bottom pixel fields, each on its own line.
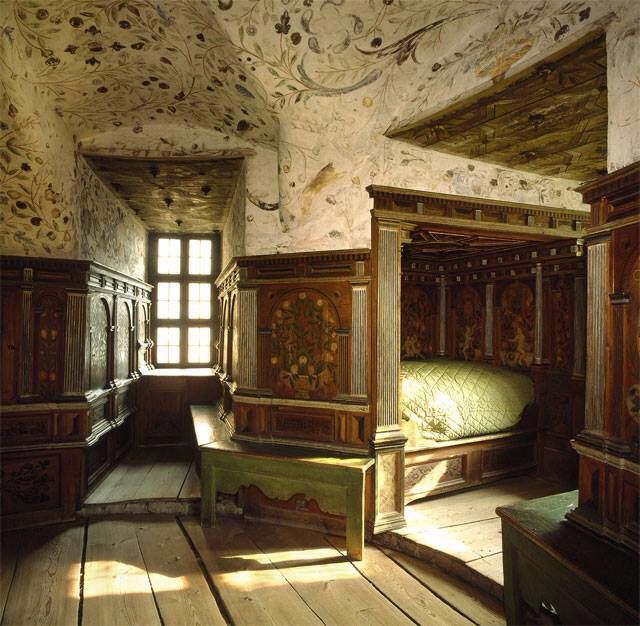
left=4, top=0, right=633, bottom=255
left=86, top=156, right=243, bottom=232
left=388, top=34, right=608, bottom=181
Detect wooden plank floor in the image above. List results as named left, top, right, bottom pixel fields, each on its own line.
left=84, top=447, right=200, bottom=505
left=377, top=476, right=564, bottom=598
left=0, top=516, right=504, bottom=626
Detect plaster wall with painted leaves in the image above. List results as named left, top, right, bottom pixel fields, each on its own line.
left=1, top=0, right=638, bottom=265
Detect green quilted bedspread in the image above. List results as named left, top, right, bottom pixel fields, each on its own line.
left=400, top=359, right=534, bottom=442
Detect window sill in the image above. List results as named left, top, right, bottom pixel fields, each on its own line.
left=143, top=367, right=217, bottom=377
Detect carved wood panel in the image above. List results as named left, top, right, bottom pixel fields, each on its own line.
left=452, top=284, right=484, bottom=360
left=89, top=295, right=110, bottom=390
left=497, top=281, right=535, bottom=369
left=116, top=299, right=131, bottom=380
left=547, top=275, right=574, bottom=372
left=1, top=454, right=61, bottom=515
left=401, top=283, right=436, bottom=359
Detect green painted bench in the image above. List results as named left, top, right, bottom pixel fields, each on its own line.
left=191, top=404, right=374, bottom=561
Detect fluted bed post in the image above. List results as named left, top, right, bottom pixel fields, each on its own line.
left=583, top=237, right=609, bottom=434
left=484, top=283, right=494, bottom=358
left=370, top=217, right=409, bottom=534
left=233, top=284, right=258, bottom=393
left=350, top=261, right=369, bottom=400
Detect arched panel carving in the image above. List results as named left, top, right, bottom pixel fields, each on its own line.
left=268, top=289, right=341, bottom=400
left=33, top=291, right=65, bottom=398
left=401, top=283, right=436, bottom=360
left=116, top=300, right=131, bottom=380
left=89, top=296, right=110, bottom=390
left=498, top=281, right=535, bottom=369
left=453, top=285, right=483, bottom=361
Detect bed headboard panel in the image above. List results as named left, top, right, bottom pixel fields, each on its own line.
left=216, top=248, right=372, bottom=454
left=402, top=238, right=586, bottom=483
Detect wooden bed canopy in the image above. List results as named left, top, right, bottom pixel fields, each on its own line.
left=214, top=187, right=589, bottom=535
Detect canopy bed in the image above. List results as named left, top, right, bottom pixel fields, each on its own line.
left=210, top=186, right=588, bottom=537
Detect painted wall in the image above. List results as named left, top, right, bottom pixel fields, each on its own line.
left=0, top=77, right=147, bottom=279
left=1, top=1, right=638, bottom=261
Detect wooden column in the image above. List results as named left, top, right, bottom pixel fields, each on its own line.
left=18, top=268, right=34, bottom=399
left=233, top=286, right=258, bottom=392
left=63, top=292, right=88, bottom=397
left=438, top=274, right=446, bottom=356
left=534, top=262, right=543, bottom=365
left=584, top=237, right=609, bottom=434
left=350, top=279, right=368, bottom=399
left=484, top=283, right=494, bottom=359
left=370, top=218, right=408, bottom=534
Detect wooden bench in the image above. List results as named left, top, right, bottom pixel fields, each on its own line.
left=190, top=404, right=374, bottom=560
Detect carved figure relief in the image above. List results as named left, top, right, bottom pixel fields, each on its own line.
left=34, top=292, right=65, bottom=397
left=549, top=276, right=573, bottom=371
left=269, top=289, right=340, bottom=400
left=89, top=296, right=110, bottom=390
left=401, top=284, right=435, bottom=359
left=455, top=285, right=483, bottom=360
left=116, top=300, right=131, bottom=380
left=499, top=282, right=535, bottom=369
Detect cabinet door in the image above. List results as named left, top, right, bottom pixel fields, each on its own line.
left=1, top=286, right=21, bottom=403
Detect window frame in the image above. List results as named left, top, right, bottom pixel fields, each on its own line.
left=148, top=232, right=220, bottom=368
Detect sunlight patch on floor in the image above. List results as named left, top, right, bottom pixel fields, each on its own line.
left=82, top=560, right=189, bottom=597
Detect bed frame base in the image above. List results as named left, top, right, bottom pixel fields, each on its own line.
left=404, top=429, right=538, bottom=504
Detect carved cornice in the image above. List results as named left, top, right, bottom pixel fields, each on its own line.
left=577, top=161, right=640, bottom=228
left=0, top=255, right=152, bottom=299
left=217, top=248, right=372, bottom=292
left=367, top=185, right=590, bottom=232
left=403, top=237, right=584, bottom=283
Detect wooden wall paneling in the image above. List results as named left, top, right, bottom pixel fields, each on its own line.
left=0, top=255, right=152, bottom=529
left=1, top=284, right=21, bottom=403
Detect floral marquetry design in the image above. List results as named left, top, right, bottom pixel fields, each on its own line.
left=499, top=282, right=535, bottom=369
left=401, top=284, right=435, bottom=359
left=34, top=292, right=65, bottom=397
left=269, top=290, right=340, bottom=400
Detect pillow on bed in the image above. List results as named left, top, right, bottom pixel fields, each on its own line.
left=400, top=359, right=534, bottom=442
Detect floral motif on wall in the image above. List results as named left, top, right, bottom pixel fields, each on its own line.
left=454, top=285, right=483, bottom=361
left=499, top=282, right=535, bottom=369
left=401, top=283, right=435, bottom=359
left=269, top=289, right=339, bottom=400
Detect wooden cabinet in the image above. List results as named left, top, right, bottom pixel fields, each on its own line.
left=0, top=256, right=152, bottom=529
left=569, top=162, right=640, bottom=550
left=498, top=491, right=638, bottom=625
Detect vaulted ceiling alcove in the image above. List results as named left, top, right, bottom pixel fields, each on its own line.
left=387, top=32, right=607, bottom=182
left=86, top=156, right=244, bottom=232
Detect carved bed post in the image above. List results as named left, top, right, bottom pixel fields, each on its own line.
left=572, top=274, right=586, bottom=379
left=234, top=275, right=258, bottom=394
left=370, top=215, right=410, bottom=534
